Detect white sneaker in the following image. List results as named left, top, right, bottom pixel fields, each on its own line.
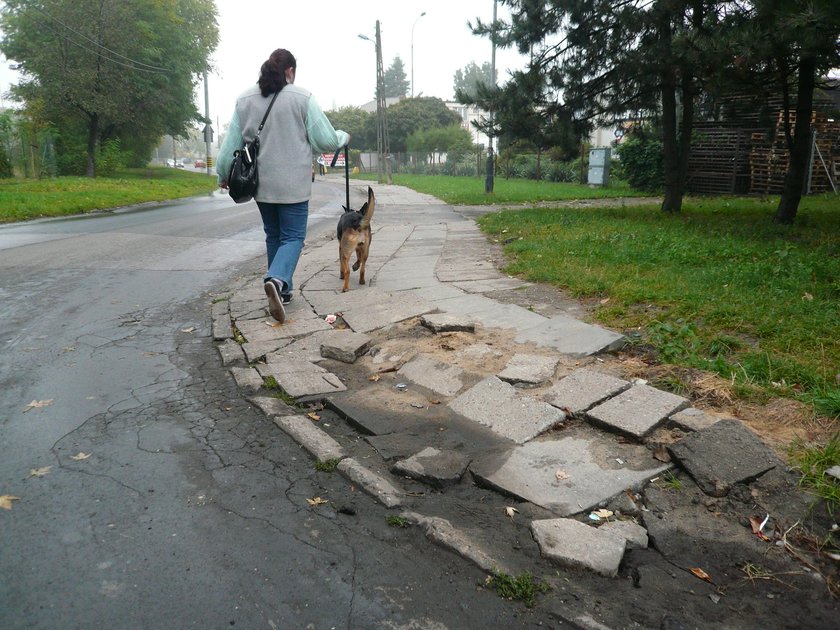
left=264, top=279, right=286, bottom=324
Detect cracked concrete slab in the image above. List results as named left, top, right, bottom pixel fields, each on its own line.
left=341, top=295, right=436, bottom=334
left=531, top=518, right=626, bottom=577
left=256, top=362, right=346, bottom=398
left=496, top=353, right=559, bottom=387
left=471, top=428, right=671, bottom=516
left=586, top=384, right=689, bottom=439
left=543, top=368, right=631, bottom=414
left=668, top=407, right=726, bottom=432
left=398, top=353, right=465, bottom=397
left=319, top=330, right=372, bottom=363
left=448, top=376, right=566, bottom=444
left=391, top=447, right=471, bottom=489
left=420, top=313, right=476, bottom=333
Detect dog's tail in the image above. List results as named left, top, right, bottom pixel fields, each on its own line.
left=359, top=186, right=375, bottom=230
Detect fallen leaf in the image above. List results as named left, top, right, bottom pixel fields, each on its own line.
left=690, top=567, right=713, bottom=583
left=0, top=495, right=21, bottom=510
left=307, top=412, right=320, bottom=422
left=802, top=292, right=813, bottom=301
left=306, top=496, right=329, bottom=506
left=23, top=399, right=53, bottom=412
left=504, top=506, right=519, bottom=518
left=593, top=509, right=614, bottom=519
left=555, top=469, right=570, bottom=481
left=180, top=327, right=195, bottom=333
left=653, top=445, right=672, bottom=463
left=70, top=452, right=91, bottom=461
left=368, top=374, right=381, bottom=382
left=430, top=400, right=441, bottom=405
left=28, top=466, right=52, bottom=478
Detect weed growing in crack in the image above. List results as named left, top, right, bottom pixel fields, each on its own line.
left=260, top=376, right=296, bottom=405
left=315, top=459, right=340, bottom=473
left=661, top=471, right=684, bottom=491
left=788, top=433, right=840, bottom=515
left=485, top=570, right=549, bottom=608
left=385, top=515, right=410, bottom=528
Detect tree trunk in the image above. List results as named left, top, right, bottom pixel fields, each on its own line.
left=774, top=56, right=817, bottom=225
left=536, top=146, right=542, bottom=180
left=661, top=79, right=683, bottom=213
left=86, top=113, right=99, bottom=178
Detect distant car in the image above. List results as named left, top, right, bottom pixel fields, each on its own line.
left=167, top=159, right=185, bottom=168
left=194, top=159, right=206, bottom=168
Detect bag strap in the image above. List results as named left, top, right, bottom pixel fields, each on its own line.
left=256, top=90, right=281, bottom=138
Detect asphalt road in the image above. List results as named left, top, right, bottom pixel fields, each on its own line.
left=0, top=183, right=551, bottom=629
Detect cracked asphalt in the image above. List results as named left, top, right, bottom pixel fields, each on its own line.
left=0, top=188, right=554, bottom=628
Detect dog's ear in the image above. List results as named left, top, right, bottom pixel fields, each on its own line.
left=358, top=201, right=368, bottom=215
left=342, top=205, right=352, bottom=213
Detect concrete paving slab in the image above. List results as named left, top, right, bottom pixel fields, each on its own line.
left=401, top=511, right=510, bottom=575
left=273, top=415, right=345, bottom=462
left=237, top=316, right=333, bottom=342
left=337, top=458, right=402, bottom=508
left=436, top=262, right=500, bottom=282
left=420, top=313, right=476, bottom=333
left=398, top=354, right=465, bottom=397
left=401, top=284, right=466, bottom=303
left=599, top=520, right=649, bottom=549
left=303, top=286, right=392, bottom=316
left=319, top=330, right=372, bottom=363
left=497, top=353, right=559, bottom=387
left=471, top=428, right=671, bottom=516
left=668, top=407, right=725, bottom=432
left=242, top=338, right=293, bottom=363
left=266, top=330, right=336, bottom=364
left=667, top=419, right=780, bottom=497
left=448, top=376, right=566, bottom=444
left=373, top=274, right=440, bottom=291
left=515, top=314, right=626, bottom=357
left=531, top=518, right=626, bottom=577
left=587, top=384, right=689, bottom=439
left=256, top=362, right=346, bottom=398
left=435, top=294, right=547, bottom=331
left=391, top=447, right=471, bottom=489
left=229, top=366, right=263, bottom=393
left=543, top=369, right=631, bottom=414
left=451, top=278, right=529, bottom=293
left=216, top=339, right=244, bottom=366
left=342, top=295, right=435, bottom=333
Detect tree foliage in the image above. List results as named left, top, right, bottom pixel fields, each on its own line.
left=324, top=106, right=376, bottom=151
left=0, top=0, right=218, bottom=176
left=383, top=56, right=410, bottom=99
left=453, top=61, right=497, bottom=101
left=385, top=97, right=461, bottom=153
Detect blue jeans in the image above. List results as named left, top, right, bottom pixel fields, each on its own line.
left=257, top=200, right=309, bottom=293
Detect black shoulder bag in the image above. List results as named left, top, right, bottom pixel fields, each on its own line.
left=228, top=90, right=280, bottom=204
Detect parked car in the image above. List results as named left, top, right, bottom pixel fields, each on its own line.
left=166, top=159, right=185, bottom=168
left=194, top=159, right=206, bottom=168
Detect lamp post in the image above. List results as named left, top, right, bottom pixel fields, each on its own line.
left=485, top=0, right=497, bottom=194
left=411, top=11, right=426, bottom=99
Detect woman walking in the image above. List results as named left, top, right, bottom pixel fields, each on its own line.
left=218, top=48, right=349, bottom=323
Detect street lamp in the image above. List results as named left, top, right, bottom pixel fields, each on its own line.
left=486, top=0, right=497, bottom=194
left=411, top=11, right=426, bottom=99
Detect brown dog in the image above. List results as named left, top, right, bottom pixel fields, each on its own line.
left=337, top=186, right=375, bottom=292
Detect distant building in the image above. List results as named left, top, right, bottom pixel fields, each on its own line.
left=444, top=102, right=490, bottom=148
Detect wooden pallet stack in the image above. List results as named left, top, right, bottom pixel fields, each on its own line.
left=687, top=125, right=758, bottom=194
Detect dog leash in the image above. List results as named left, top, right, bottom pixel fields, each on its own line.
left=330, top=145, right=350, bottom=211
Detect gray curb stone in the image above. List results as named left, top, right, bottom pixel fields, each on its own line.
left=247, top=395, right=299, bottom=418
left=531, top=518, right=626, bottom=577
left=272, top=415, right=346, bottom=462
left=217, top=339, right=245, bottom=366
left=337, top=458, right=403, bottom=508
left=401, top=511, right=509, bottom=574
left=229, top=366, right=264, bottom=392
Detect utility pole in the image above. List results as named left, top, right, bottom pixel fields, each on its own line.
left=485, top=0, right=497, bottom=194
left=374, top=20, right=392, bottom=184
left=203, top=69, right=213, bottom=175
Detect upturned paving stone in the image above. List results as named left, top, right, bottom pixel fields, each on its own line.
left=337, top=458, right=402, bottom=508
left=543, top=368, right=631, bottom=414
left=515, top=314, right=626, bottom=357
left=496, top=353, right=559, bottom=387
left=531, top=518, right=626, bottom=577
left=599, top=520, right=649, bottom=549
left=216, top=339, right=244, bottom=366
left=247, top=395, right=298, bottom=418
left=342, top=295, right=436, bottom=334
left=319, top=330, right=372, bottom=363
left=448, top=376, right=566, bottom=444
left=273, top=415, right=345, bottom=462
left=668, top=407, right=725, bottom=432
left=398, top=354, right=465, bottom=397
left=471, top=431, right=670, bottom=516
left=667, top=419, right=780, bottom=497
left=229, top=366, right=264, bottom=393
left=211, top=301, right=232, bottom=340
left=401, top=512, right=509, bottom=574
left=256, top=362, right=346, bottom=398
left=586, top=384, right=689, bottom=439
left=435, top=294, right=547, bottom=331
left=420, top=313, right=476, bottom=333
left=451, top=277, right=529, bottom=293
left=391, top=447, right=471, bottom=489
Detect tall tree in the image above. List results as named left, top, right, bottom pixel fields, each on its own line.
left=0, top=0, right=218, bottom=176
left=385, top=97, right=460, bottom=153
left=475, top=1, right=720, bottom=213
left=324, top=107, right=377, bottom=151
left=383, top=56, right=410, bottom=99
left=453, top=61, right=497, bottom=101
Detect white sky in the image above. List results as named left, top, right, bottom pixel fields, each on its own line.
left=0, top=1, right=527, bottom=129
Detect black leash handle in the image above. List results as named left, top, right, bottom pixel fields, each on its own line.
left=330, top=145, right=350, bottom=210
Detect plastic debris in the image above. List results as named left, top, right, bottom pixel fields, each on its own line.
left=395, top=383, right=407, bottom=391
left=504, top=506, right=519, bottom=518
left=324, top=314, right=337, bottom=325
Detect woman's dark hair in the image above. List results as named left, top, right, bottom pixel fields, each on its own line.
left=258, top=49, right=296, bottom=96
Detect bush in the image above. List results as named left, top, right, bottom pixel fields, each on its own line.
left=0, top=146, right=12, bottom=178
left=615, top=136, right=664, bottom=192
left=97, top=138, right=128, bottom=177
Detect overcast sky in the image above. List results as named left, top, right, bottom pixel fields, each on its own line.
left=0, top=0, right=527, bottom=130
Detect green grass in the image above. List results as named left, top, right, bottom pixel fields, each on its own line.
left=385, top=515, right=410, bottom=528
left=354, top=172, right=648, bottom=205
left=314, top=458, right=340, bottom=473
left=473, top=194, right=840, bottom=417
left=0, top=167, right=218, bottom=223
left=485, top=570, right=550, bottom=608
left=788, top=432, right=840, bottom=514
